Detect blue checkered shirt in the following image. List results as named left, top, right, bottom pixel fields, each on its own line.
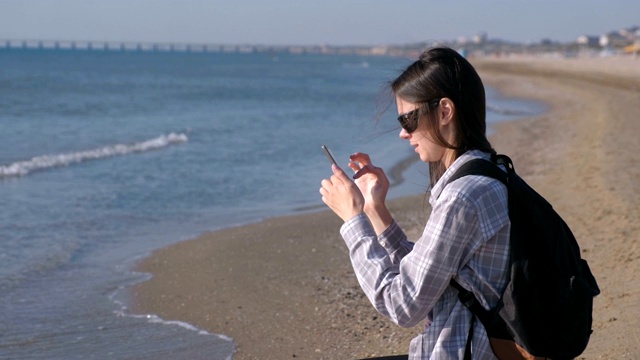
left=340, top=151, right=510, bottom=359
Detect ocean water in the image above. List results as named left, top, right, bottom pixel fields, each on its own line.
left=0, top=49, right=543, bottom=359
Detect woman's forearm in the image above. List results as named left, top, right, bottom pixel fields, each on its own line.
left=364, top=203, right=394, bottom=235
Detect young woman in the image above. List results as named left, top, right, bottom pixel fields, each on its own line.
left=319, top=47, right=510, bottom=359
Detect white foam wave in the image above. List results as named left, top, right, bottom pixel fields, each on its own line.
left=114, top=312, right=234, bottom=345
left=109, top=282, right=235, bottom=345
left=0, top=132, right=188, bottom=179
left=342, top=61, right=370, bottom=68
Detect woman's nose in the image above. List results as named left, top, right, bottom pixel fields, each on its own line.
left=399, top=127, right=410, bottom=140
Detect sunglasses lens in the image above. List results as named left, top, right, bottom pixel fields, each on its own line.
left=397, top=100, right=440, bottom=133
left=398, top=110, right=418, bottom=133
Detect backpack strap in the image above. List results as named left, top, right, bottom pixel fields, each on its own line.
left=446, top=155, right=512, bottom=357
left=450, top=280, right=494, bottom=332
left=445, top=156, right=510, bottom=188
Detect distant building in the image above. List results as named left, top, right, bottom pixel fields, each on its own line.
left=576, top=35, right=599, bottom=47
left=599, top=32, right=630, bottom=48
left=473, top=32, right=488, bottom=45
left=619, top=26, right=640, bottom=40
left=623, top=42, right=640, bottom=55
left=370, top=46, right=389, bottom=56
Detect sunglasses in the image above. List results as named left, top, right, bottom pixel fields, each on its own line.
left=397, top=99, right=441, bottom=133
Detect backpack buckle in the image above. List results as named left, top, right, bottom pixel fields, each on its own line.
left=459, top=290, right=476, bottom=308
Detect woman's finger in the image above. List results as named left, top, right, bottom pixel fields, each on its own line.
left=320, top=178, right=332, bottom=190
left=350, top=152, right=372, bottom=167
left=347, top=160, right=361, bottom=173
left=330, top=164, right=353, bottom=184
left=353, top=164, right=382, bottom=180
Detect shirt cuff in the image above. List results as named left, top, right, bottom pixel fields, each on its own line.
left=377, top=220, right=406, bottom=252
left=339, top=213, right=375, bottom=248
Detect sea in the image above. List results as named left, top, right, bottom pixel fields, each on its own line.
left=0, top=48, right=543, bottom=359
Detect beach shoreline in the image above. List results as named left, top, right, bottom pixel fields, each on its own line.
left=131, top=55, right=640, bottom=359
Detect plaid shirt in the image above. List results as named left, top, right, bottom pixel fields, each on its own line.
left=340, top=151, right=510, bottom=359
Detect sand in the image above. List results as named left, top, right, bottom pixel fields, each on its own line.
left=132, top=55, right=640, bottom=359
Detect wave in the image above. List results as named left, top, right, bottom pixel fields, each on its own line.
left=342, top=61, right=370, bottom=68
left=0, top=132, right=188, bottom=179
left=108, top=272, right=236, bottom=359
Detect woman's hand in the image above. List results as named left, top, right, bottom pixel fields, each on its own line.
left=348, top=152, right=390, bottom=212
left=319, top=164, right=365, bottom=222
left=347, top=153, right=393, bottom=234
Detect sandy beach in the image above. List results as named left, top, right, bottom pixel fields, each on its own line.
left=132, top=55, right=640, bottom=359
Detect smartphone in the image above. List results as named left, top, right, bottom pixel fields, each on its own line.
left=321, top=145, right=337, bottom=166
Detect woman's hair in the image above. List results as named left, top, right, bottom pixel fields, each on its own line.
left=391, top=47, right=494, bottom=185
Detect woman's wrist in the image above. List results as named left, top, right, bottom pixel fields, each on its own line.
left=364, top=203, right=393, bottom=235
left=364, top=202, right=388, bottom=216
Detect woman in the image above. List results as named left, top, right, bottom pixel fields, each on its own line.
left=319, top=47, right=510, bottom=359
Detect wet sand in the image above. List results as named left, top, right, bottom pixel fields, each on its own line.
left=132, top=55, right=640, bottom=359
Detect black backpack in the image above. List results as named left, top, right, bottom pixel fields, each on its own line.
left=447, top=154, right=600, bottom=360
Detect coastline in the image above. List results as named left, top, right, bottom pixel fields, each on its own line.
left=132, top=56, right=640, bottom=359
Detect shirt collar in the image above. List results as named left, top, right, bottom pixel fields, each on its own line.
left=429, top=150, right=491, bottom=204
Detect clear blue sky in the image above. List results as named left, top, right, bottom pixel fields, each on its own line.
left=1, top=0, right=638, bottom=45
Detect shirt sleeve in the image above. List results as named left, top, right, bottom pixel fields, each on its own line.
left=377, top=220, right=414, bottom=264
left=340, top=193, right=480, bottom=328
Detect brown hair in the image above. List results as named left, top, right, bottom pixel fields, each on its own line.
left=391, top=47, right=494, bottom=185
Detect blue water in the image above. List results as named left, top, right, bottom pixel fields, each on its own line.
left=0, top=49, right=543, bottom=359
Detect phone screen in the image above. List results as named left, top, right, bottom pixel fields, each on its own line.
left=321, top=145, right=337, bottom=166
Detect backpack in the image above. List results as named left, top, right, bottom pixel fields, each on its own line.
left=447, top=154, right=600, bottom=360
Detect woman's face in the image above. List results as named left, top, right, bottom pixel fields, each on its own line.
left=396, top=97, right=453, bottom=165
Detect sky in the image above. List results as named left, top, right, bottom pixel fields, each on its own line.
left=0, top=0, right=639, bottom=46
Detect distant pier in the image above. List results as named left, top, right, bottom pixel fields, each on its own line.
left=0, top=38, right=410, bottom=57
left=0, top=39, right=235, bottom=52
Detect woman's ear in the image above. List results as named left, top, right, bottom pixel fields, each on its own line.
left=439, top=98, right=455, bottom=126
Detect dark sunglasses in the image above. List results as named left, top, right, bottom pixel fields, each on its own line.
left=397, top=99, right=441, bottom=133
